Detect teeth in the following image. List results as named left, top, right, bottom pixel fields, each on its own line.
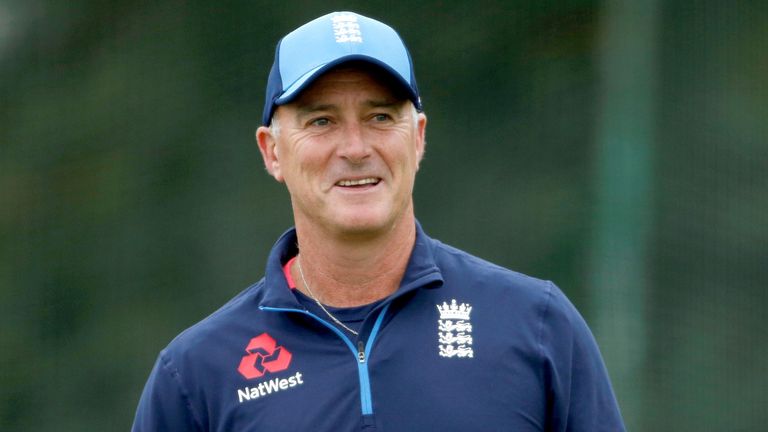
left=337, top=177, right=378, bottom=187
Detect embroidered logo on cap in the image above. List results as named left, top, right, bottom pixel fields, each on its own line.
left=331, top=13, right=363, bottom=43
left=437, top=299, right=474, bottom=358
left=237, top=333, right=292, bottom=379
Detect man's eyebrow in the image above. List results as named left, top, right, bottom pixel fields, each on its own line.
left=294, top=103, right=335, bottom=116
left=366, top=99, right=404, bottom=109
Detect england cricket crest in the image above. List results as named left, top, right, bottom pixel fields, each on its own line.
left=436, top=299, right=474, bottom=358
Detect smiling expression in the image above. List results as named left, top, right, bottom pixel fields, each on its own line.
left=257, top=66, right=427, bottom=238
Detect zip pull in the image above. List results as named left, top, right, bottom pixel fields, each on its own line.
left=358, top=341, right=366, bottom=363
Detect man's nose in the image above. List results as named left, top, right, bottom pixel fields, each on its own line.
left=336, top=121, right=371, bottom=163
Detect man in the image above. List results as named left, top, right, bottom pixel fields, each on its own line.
left=132, top=11, right=625, bottom=431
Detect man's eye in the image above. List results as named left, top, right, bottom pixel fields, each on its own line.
left=311, top=118, right=330, bottom=126
left=373, top=113, right=391, bottom=122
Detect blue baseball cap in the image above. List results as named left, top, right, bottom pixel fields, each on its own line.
left=262, top=11, right=422, bottom=125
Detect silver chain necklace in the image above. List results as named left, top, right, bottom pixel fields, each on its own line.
left=296, top=255, right=359, bottom=336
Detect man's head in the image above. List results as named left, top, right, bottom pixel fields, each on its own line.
left=256, top=12, right=427, bottom=238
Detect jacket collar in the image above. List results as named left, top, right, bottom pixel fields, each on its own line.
left=260, top=221, right=444, bottom=309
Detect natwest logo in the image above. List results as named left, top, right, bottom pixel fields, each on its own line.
left=237, top=333, right=292, bottom=379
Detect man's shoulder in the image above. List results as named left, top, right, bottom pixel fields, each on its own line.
left=429, top=237, right=552, bottom=293
left=427, top=237, right=589, bottom=348
left=161, top=279, right=267, bottom=360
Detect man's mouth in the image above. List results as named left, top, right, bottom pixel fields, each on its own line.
left=335, top=177, right=380, bottom=187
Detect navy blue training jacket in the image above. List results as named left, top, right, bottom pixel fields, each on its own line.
left=132, top=224, right=625, bottom=431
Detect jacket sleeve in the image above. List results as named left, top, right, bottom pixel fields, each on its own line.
left=132, top=350, right=203, bottom=432
left=539, top=282, right=626, bottom=432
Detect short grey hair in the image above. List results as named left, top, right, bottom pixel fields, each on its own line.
left=269, top=115, right=282, bottom=139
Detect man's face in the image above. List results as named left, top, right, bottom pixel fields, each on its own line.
left=257, top=67, right=427, bottom=238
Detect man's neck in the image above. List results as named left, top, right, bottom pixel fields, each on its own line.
left=291, top=215, right=416, bottom=308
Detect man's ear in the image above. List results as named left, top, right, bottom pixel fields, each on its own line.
left=256, top=126, right=284, bottom=182
left=414, top=112, right=427, bottom=170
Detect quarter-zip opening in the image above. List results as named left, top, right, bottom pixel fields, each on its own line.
left=358, top=341, right=366, bottom=363
left=260, top=303, right=391, bottom=419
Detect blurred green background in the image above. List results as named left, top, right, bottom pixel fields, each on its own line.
left=1, top=1, right=766, bottom=430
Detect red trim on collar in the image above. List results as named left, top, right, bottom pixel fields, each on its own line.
left=283, top=256, right=298, bottom=289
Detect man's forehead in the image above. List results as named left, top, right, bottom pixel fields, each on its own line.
left=283, top=64, right=409, bottom=110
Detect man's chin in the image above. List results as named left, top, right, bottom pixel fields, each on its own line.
left=326, top=212, right=398, bottom=239
left=333, top=219, right=389, bottom=238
